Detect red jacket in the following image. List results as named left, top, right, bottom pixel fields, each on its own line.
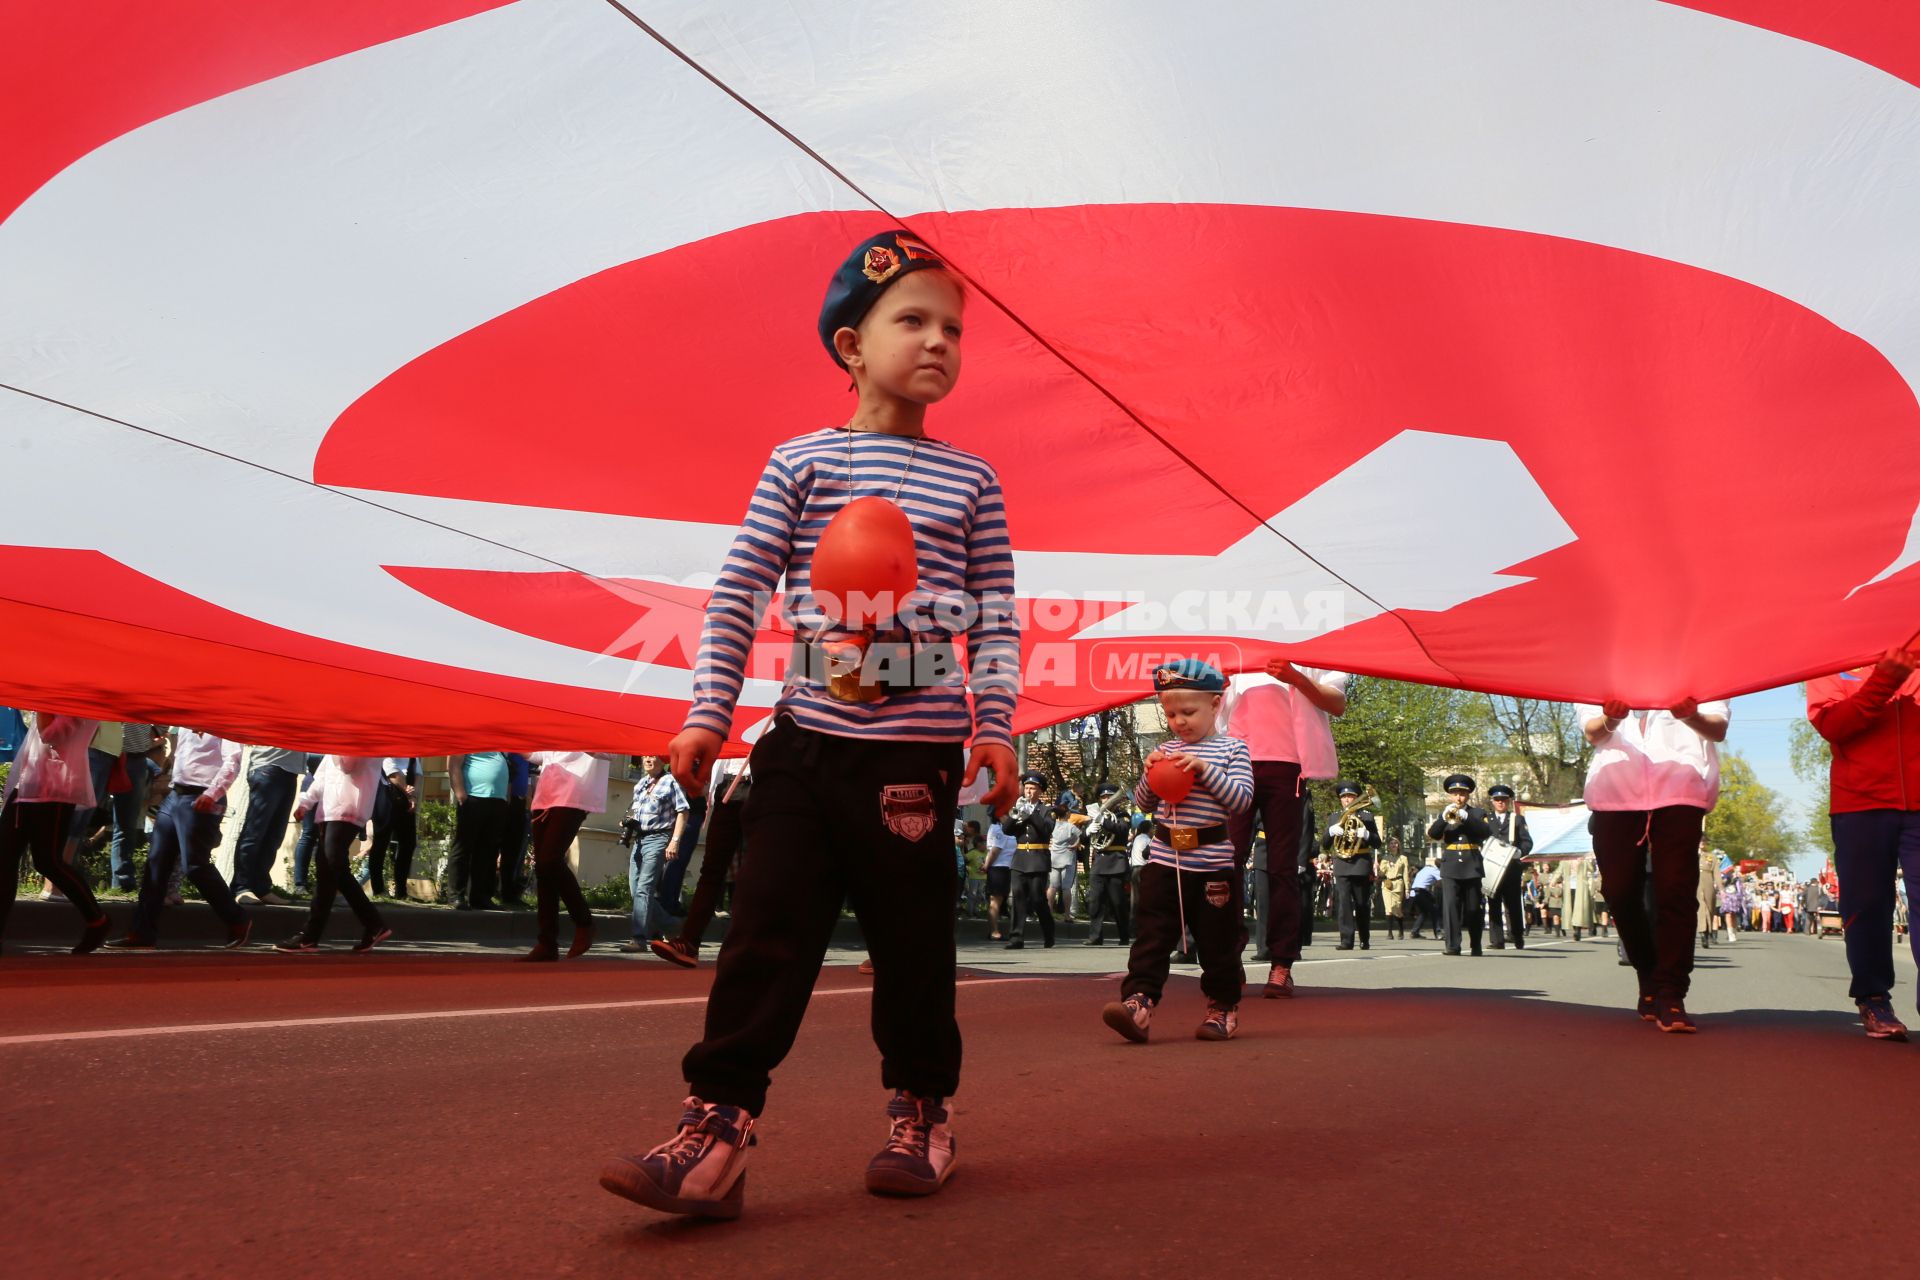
left=1808, top=665, right=1920, bottom=813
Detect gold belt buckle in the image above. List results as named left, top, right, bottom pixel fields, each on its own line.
left=1170, top=826, right=1199, bottom=853
left=821, top=637, right=887, bottom=705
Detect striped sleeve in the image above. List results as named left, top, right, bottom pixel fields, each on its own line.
left=1197, top=738, right=1254, bottom=815
left=962, top=470, right=1020, bottom=750
left=683, top=449, right=803, bottom=737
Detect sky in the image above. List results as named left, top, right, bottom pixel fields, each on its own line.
left=1724, top=683, right=1821, bottom=874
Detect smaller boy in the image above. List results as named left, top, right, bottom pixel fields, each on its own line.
left=1103, top=659, right=1253, bottom=1042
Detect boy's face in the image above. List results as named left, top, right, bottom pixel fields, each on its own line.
left=1159, top=689, right=1220, bottom=742
left=842, top=270, right=965, bottom=406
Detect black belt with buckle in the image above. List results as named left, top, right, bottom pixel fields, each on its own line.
left=789, top=635, right=960, bottom=701
left=1154, top=821, right=1229, bottom=850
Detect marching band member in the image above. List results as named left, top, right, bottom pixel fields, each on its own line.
left=1322, top=780, right=1381, bottom=950
left=1426, top=774, right=1491, bottom=956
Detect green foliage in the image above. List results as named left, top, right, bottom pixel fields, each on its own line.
left=580, top=874, right=632, bottom=910
left=1333, top=677, right=1484, bottom=844
left=415, top=799, right=456, bottom=844
left=1704, top=752, right=1790, bottom=860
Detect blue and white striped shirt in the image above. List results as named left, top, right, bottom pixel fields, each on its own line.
left=1132, top=733, right=1254, bottom=872
left=684, top=428, right=1020, bottom=748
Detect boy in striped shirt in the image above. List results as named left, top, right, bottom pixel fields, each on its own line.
left=1103, top=658, right=1254, bottom=1043
left=600, top=231, right=1019, bottom=1220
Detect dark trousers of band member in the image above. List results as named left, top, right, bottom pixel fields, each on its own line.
left=678, top=797, right=745, bottom=946
left=132, top=786, right=247, bottom=939
left=1334, top=874, right=1371, bottom=947
left=528, top=806, right=593, bottom=945
left=682, top=717, right=963, bottom=1117
left=447, top=796, right=509, bottom=907
left=1591, top=806, right=1706, bottom=999
left=368, top=781, right=417, bottom=897
left=1440, top=877, right=1483, bottom=953
left=1226, top=760, right=1304, bottom=963
left=1009, top=869, right=1054, bottom=945
left=0, top=800, right=101, bottom=937
left=1125, top=861, right=1244, bottom=1007
left=1487, top=870, right=1526, bottom=947
left=1085, top=870, right=1131, bottom=942
left=1831, top=809, right=1920, bottom=1000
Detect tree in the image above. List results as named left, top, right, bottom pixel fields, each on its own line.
left=1788, top=701, right=1835, bottom=858
left=1474, top=696, right=1592, bottom=803
left=1332, top=677, right=1485, bottom=847
left=1704, top=752, right=1790, bottom=861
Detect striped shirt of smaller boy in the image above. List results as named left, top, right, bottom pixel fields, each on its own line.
left=1131, top=734, right=1254, bottom=872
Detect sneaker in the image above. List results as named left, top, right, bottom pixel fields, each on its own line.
left=1263, top=965, right=1295, bottom=999
left=274, top=935, right=320, bottom=953
left=618, top=940, right=649, bottom=953
left=857, top=957, right=876, bottom=975
left=1857, top=996, right=1909, bottom=1041
left=600, top=1098, right=755, bottom=1219
left=518, top=940, right=560, bottom=963
left=1653, top=998, right=1697, bottom=1034
left=72, top=916, right=113, bottom=955
left=104, top=935, right=155, bottom=950
left=225, top=919, right=253, bottom=949
left=1101, top=995, right=1152, bottom=1043
left=865, top=1091, right=956, bottom=1197
left=568, top=924, right=596, bottom=959
left=352, top=926, right=393, bottom=954
left=1195, top=1001, right=1239, bottom=1041
left=650, top=937, right=698, bottom=969
left=1637, top=994, right=1656, bottom=1022
left=234, top=890, right=262, bottom=905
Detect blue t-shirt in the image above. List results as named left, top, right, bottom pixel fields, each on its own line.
left=507, top=753, right=531, bottom=799
left=461, top=752, right=510, bottom=800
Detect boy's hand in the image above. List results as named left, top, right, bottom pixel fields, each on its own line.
left=669, top=727, right=724, bottom=798
left=1156, top=749, right=1200, bottom=773
left=966, top=743, right=1018, bottom=817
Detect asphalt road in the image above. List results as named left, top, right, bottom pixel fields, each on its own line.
left=0, top=927, right=1908, bottom=1279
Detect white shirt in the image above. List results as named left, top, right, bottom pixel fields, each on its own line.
left=529, top=751, right=617, bottom=814
left=1218, top=668, right=1347, bottom=776
left=1577, top=703, right=1730, bottom=812
left=298, top=755, right=385, bottom=826
left=6, top=714, right=101, bottom=806
left=987, top=825, right=1017, bottom=869
left=1048, top=818, right=1081, bottom=869
left=171, top=730, right=244, bottom=800
left=1128, top=831, right=1152, bottom=867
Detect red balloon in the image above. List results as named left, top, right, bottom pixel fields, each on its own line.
left=1146, top=754, right=1193, bottom=804
left=811, top=496, right=919, bottom=627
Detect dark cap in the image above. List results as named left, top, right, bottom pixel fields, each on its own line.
left=1097, top=783, right=1119, bottom=797
left=1487, top=784, right=1516, bottom=801
left=1152, top=657, right=1226, bottom=693
left=818, top=231, right=951, bottom=369
left=1335, top=780, right=1363, bottom=797
left=1020, top=772, right=1047, bottom=787
left=1443, top=773, right=1476, bottom=794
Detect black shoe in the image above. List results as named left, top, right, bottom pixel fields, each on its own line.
left=1003, top=938, right=1024, bottom=949
left=1360, top=942, right=1370, bottom=951
left=1081, top=937, right=1102, bottom=946
left=1653, top=998, right=1697, bottom=1034
left=569, top=924, right=597, bottom=959
left=352, top=926, right=392, bottom=954
left=1442, top=949, right=1461, bottom=956
left=72, top=916, right=113, bottom=955
left=1637, top=994, right=1656, bottom=1022
left=519, top=940, right=560, bottom=962
left=1251, top=950, right=1270, bottom=962
left=225, top=919, right=253, bottom=949
left=1470, top=947, right=1483, bottom=956
left=1334, top=944, right=1354, bottom=951
left=274, top=935, right=320, bottom=953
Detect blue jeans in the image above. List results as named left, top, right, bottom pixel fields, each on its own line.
left=131, top=788, right=246, bottom=937
left=655, top=799, right=706, bottom=918
left=293, top=806, right=318, bottom=890
left=231, top=766, right=298, bottom=895
left=631, top=831, right=671, bottom=940
left=1831, top=808, right=1920, bottom=1002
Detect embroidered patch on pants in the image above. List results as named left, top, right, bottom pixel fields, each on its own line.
left=1204, top=879, right=1232, bottom=908
left=880, top=784, right=936, bottom=842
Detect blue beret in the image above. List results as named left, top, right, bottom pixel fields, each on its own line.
left=818, top=231, right=951, bottom=369
left=1152, top=657, right=1226, bottom=693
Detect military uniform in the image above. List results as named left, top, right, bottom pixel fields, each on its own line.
left=1002, top=775, right=1055, bottom=949
left=1427, top=774, right=1491, bottom=955
left=1083, top=790, right=1133, bottom=945
left=1322, top=783, right=1382, bottom=950
left=1484, top=788, right=1534, bottom=949
left=1377, top=849, right=1411, bottom=939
